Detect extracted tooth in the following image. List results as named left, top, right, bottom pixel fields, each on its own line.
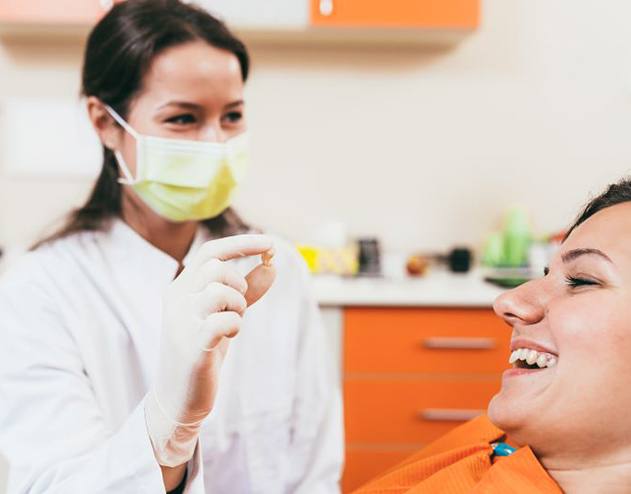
left=536, top=354, right=548, bottom=368
left=546, top=357, right=557, bottom=368
left=526, top=350, right=539, bottom=365
left=509, top=350, right=519, bottom=364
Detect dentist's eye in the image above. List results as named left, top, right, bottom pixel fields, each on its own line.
left=543, top=267, right=550, bottom=276
left=165, top=114, right=196, bottom=125
left=223, top=111, right=243, bottom=124
left=564, top=275, right=599, bottom=288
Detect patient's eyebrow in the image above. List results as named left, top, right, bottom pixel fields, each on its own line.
left=561, top=248, right=612, bottom=264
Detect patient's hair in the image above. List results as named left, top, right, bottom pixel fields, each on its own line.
left=566, top=177, right=631, bottom=238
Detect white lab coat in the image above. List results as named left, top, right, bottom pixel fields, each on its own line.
left=0, top=219, right=343, bottom=494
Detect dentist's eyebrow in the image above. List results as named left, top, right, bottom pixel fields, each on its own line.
left=156, top=100, right=244, bottom=110
left=224, top=99, right=244, bottom=109
left=157, top=101, right=202, bottom=110
left=561, top=248, right=613, bottom=264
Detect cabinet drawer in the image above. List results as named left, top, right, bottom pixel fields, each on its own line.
left=342, top=447, right=416, bottom=493
left=344, top=377, right=500, bottom=443
left=344, top=308, right=511, bottom=374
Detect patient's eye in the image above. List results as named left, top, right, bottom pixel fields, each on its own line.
left=564, top=275, right=599, bottom=288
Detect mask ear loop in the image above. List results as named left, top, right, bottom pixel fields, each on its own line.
left=104, top=104, right=140, bottom=185
left=113, top=151, right=136, bottom=185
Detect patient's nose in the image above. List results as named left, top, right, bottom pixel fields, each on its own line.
left=494, top=278, right=546, bottom=328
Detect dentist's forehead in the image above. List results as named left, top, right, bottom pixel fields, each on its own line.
left=146, top=42, right=242, bottom=91
left=133, top=41, right=243, bottom=114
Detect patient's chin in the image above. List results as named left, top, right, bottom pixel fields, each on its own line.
left=487, top=391, right=529, bottom=436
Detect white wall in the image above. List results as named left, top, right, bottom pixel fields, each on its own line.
left=0, top=452, right=7, bottom=494
left=2, top=0, right=631, bottom=254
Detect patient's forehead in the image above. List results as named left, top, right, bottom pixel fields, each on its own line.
left=564, top=202, right=631, bottom=268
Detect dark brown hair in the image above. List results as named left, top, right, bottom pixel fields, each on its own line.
left=566, top=178, right=631, bottom=239
left=38, top=0, right=250, bottom=247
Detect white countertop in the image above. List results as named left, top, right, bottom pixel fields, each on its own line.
left=1, top=248, right=505, bottom=308
left=312, top=268, right=506, bottom=307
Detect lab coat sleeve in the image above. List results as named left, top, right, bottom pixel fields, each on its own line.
left=0, top=278, right=204, bottom=494
left=284, top=253, right=344, bottom=493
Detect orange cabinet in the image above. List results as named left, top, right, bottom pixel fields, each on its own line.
left=310, top=0, right=479, bottom=29
left=0, top=0, right=113, bottom=25
left=342, top=307, right=510, bottom=492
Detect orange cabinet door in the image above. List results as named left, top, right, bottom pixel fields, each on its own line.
left=0, top=0, right=112, bottom=24
left=310, top=0, right=479, bottom=29
left=344, top=377, right=501, bottom=444
left=344, top=308, right=511, bottom=375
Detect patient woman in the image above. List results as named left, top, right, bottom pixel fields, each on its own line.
left=354, top=179, right=631, bottom=493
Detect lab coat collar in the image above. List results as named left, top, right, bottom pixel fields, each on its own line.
left=107, top=218, right=209, bottom=280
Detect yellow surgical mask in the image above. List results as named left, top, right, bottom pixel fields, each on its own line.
left=106, top=105, right=248, bottom=222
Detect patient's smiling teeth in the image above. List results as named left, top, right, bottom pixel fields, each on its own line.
left=508, top=347, right=558, bottom=369
left=509, top=351, right=519, bottom=364
left=526, top=350, right=538, bottom=365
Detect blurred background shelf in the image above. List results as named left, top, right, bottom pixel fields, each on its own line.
left=0, top=0, right=479, bottom=45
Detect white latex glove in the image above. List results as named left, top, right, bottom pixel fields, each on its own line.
left=145, top=234, right=276, bottom=467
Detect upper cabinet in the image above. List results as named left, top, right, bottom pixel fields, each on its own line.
left=198, top=0, right=308, bottom=30
left=0, top=0, right=113, bottom=25
left=310, top=0, right=479, bottom=29
left=0, top=0, right=479, bottom=42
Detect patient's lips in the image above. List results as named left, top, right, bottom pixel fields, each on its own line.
left=509, top=348, right=557, bottom=369
left=510, top=338, right=558, bottom=356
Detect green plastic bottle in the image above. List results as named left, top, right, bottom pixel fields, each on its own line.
left=502, top=207, right=531, bottom=267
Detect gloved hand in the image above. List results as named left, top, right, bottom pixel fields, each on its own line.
left=145, top=234, right=276, bottom=467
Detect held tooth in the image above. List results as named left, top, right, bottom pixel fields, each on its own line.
left=509, top=350, right=519, bottom=364
left=526, top=350, right=539, bottom=365
left=536, top=354, right=548, bottom=368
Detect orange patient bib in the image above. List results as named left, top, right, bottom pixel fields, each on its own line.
left=353, top=416, right=562, bottom=494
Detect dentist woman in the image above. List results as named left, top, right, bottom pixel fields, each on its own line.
left=0, top=1, right=342, bottom=493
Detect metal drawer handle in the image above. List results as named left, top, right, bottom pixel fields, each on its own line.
left=319, top=0, right=334, bottom=16
left=419, top=408, right=485, bottom=422
left=421, top=337, right=496, bottom=350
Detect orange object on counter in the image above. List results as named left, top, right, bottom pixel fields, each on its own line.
left=351, top=415, right=562, bottom=493
left=406, top=255, right=430, bottom=276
